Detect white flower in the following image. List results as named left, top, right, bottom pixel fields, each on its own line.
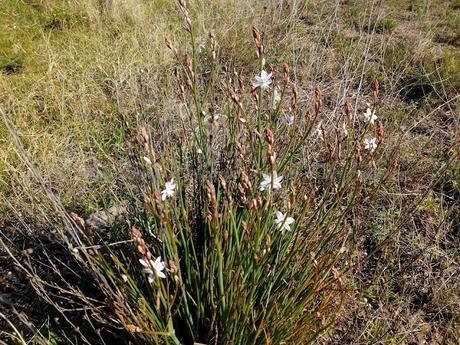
left=139, top=257, right=166, bottom=282
left=143, top=156, right=152, bottom=165
left=272, top=87, right=281, bottom=109
left=259, top=171, right=283, bottom=192
left=205, top=113, right=220, bottom=124
left=363, top=137, right=377, bottom=151
left=342, top=122, right=348, bottom=136
left=316, top=121, right=324, bottom=140
left=274, top=210, right=295, bottom=231
left=253, top=70, right=272, bottom=89
left=161, top=178, right=176, bottom=200
left=282, top=114, right=294, bottom=126
left=363, top=108, right=378, bottom=124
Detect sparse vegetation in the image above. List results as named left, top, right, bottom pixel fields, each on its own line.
left=1, top=0, right=459, bottom=344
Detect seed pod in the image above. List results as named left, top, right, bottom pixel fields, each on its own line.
left=264, top=111, right=269, bottom=123
left=291, top=85, right=298, bottom=112
left=252, top=25, right=261, bottom=48
left=153, top=191, right=164, bottom=218
left=373, top=79, right=379, bottom=100
left=241, top=171, right=252, bottom=191
left=206, top=180, right=217, bottom=215
left=126, top=324, right=143, bottom=333
left=209, top=31, right=217, bottom=60
left=168, top=260, right=178, bottom=275
left=237, top=183, right=247, bottom=204
left=283, top=64, right=289, bottom=86
left=377, top=120, right=383, bottom=145
left=265, top=233, right=271, bottom=249
left=185, top=54, right=193, bottom=74
left=222, top=230, right=229, bottom=248
left=355, top=141, right=362, bottom=165
left=131, top=227, right=142, bottom=240
left=257, top=195, right=263, bottom=208
left=289, top=185, right=296, bottom=208
left=137, top=125, right=153, bottom=155
left=230, top=89, right=240, bottom=105
left=218, top=175, right=227, bottom=192
left=345, top=99, right=351, bottom=122
left=186, top=78, right=193, bottom=92
left=369, top=159, right=377, bottom=169
left=156, top=292, right=161, bottom=310
left=264, top=128, right=274, bottom=145
left=315, top=87, right=322, bottom=114
left=305, top=110, right=312, bottom=126
left=143, top=193, right=151, bottom=206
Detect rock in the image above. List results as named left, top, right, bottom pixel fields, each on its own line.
left=85, top=204, right=127, bottom=230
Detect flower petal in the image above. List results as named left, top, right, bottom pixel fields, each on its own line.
left=147, top=274, right=154, bottom=284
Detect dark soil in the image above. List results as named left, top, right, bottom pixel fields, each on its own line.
left=0, top=219, right=125, bottom=343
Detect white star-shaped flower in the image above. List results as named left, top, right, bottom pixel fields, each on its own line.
left=259, top=171, right=283, bottom=192
left=253, top=70, right=272, bottom=89
left=274, top=210, right=295, bottom=231
left=363, top=108, right=378, bottom=124
left=363, top=137, right=377, bottom=151
left=139, top=257, right=166, bottom=282
left=161, top=178, right=176, bottom=200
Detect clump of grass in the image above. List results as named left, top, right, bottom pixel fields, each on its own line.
left=44, top=7, right=81, bottom=30
left=0, top=53, right=25, bottom=74
left=371, top=18, right=396, bottom=33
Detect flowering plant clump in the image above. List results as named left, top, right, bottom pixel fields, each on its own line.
left=48, top=1, right=390, bottom=344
